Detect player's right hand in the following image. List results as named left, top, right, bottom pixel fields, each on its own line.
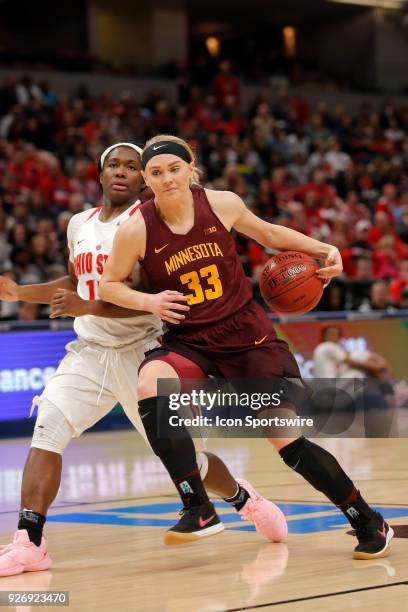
left=49, top=289, right=87, bottom=318
left=0, top=276, right=20, bottom=301
left=147, top=290, right=190, bottom=324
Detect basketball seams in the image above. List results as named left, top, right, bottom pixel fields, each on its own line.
left=271, top=288, right=323, bottom=313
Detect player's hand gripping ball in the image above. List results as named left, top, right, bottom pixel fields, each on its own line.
left=260, top=251, right=324, bottom=315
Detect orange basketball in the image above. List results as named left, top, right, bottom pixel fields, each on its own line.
left=259, top=251, right=324, bottom=314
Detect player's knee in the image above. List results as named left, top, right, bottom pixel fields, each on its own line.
left=138, top=397, right=197, bottom=465
left=137, top=359, right=179, bottom=400
left=137, top=377, right=157, bottom=401
left=279, top=435, right=306, bottom=469
left=137, top=362, right=160, bottom=399
left=138, top=398, right=172, bottom=458
left=31, top=398, right=74, bottom=455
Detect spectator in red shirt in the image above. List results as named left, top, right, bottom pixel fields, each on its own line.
left=70, top=160, right=100, bottom=204
left=286, top=200, right=308, bottom=233
left=355, top=256, right=375, bottom=281
left=342, top=190, right=370, bottom=225
left=270, top=166, right=293, bottom=206
left=341, top=219, right=373, bottom=277
left=374, top=183, right=400, bottom=222
left=373, top=235, right=400, bottom=279
left=369, top=210, right=408, bottom=259
left=294, top=168, right=337, bottom=207
left=369, top=210, right=393, bottom=245
left=212, top=60, right=240, bottom=109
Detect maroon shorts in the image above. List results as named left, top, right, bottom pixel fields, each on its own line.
left=143, top=300, right=301, bottom=380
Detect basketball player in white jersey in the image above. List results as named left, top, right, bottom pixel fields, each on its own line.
left=0, top=143, right=286, bottom=576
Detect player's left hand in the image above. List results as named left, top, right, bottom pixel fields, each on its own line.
left=50, top=289, right=88, bottom=318
left=316, top=247, right=343, bottom=287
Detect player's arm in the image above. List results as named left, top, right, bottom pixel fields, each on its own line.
left=50, top=257, right=150, bottom=319
left=0, top=261, right=146, bottom=320
left=343, top=352, right=388, bottom=374
left=99, top=214, right=189, bottom=324
left=211, top=190, right=342, bottom=283
left=0, top=213, right=81, bottom=304
left=49, top=287, right=151, bottom=319
left=0, top=270, right=76, bottom=304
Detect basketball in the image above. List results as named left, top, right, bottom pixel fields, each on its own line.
left=259, top=251, right=324, bottom=314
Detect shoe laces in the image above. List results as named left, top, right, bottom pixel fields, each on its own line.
left=356, top=515, right=383, bottom=541
left=179, top=506, right=199, bottom=518
left=179, top=503, right=210, bottom=518
left=355, top=523, right=373, bottom=541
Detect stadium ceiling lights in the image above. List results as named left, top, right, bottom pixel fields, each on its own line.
left=326, top=0, right=406, bottom=9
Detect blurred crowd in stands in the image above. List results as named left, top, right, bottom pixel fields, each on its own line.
left=1, top=66, right=408, bottom=320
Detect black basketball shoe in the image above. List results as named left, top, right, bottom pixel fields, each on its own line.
left=353, top=512, right=394, bottom=560
left=164, top=501, right=224, bottom=545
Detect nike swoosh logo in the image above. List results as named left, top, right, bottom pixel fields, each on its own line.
left=198, top=514, right=216, bottom=528
left=77, top=239, right=85, bottom=245
left=254, top=335, right=268, bottom=345
left=378, top=525, right=386, bottom=538
left=140, top=412, right=150, bottom=419
left=153, top=144, right=167, bottom=150
left=155, top=244, right=169, bottom=254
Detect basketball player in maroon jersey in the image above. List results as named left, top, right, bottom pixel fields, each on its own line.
left=0, top=143, right=287, bottom=577
left=99, top=135, right=393, bottom=558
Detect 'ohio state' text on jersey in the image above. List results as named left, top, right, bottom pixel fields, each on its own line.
left=67, top=203, right=162, bottom=348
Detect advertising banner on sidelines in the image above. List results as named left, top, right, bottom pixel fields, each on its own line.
left=276, top=317, right=408, bottom=380
left=0, top=330, right=75, bottom=423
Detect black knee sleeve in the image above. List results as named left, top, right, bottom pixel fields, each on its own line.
left=138, top=397, right=197, bottom=475
left=279, top=436, right=353, bottom=504
left=139, top=396, right=172, bottom=458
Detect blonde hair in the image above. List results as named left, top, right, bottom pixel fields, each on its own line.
left=143, top=134, right=201, bottom=185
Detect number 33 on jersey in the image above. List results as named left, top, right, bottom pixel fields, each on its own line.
left=139, top=187, right=253, bottom=326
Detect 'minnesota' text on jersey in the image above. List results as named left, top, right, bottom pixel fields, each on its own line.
left=139, top=187, right=253, bottom=326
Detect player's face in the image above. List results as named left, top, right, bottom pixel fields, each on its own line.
left=100, top=147, right=143, bottom=206
left=143, top=154, right=194, bottom=200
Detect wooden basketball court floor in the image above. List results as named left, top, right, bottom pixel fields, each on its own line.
left=1, top=431, right=408, bottom=611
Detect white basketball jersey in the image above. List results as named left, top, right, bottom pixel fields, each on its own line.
left=67, top=203, right=162, bottom=348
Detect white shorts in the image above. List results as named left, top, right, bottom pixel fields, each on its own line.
left=37, top=337, right=159, bottom=441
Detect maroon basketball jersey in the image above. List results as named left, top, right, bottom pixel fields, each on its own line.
left=139, top=187, right=253, bottom=327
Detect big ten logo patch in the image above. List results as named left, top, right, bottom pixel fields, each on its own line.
left=204, top=226, right=217, bottom=235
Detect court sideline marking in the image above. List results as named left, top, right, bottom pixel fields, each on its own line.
left=226, top=581, right=408, bottom=610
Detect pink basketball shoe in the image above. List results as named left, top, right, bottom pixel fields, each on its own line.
left=0, top=530, right=52, bottom=576
left=237, top=478, right=288, bottom=542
